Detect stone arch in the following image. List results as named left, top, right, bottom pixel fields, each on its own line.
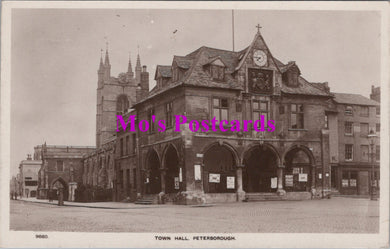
left=162, top=144, right=181, bottom=193
left=50, top=177, right=68, bottom=201
left=282, top=144, right=315, bottom=166
left=201, top=141, right=240, bottom=167
left=282, top=144, right=315, bottom=192
left=241, top=142, right=281, bottom=166
left=242, top=143, right=281, bottom=193
left=144, top=148, right=162, bottom=194
left=202, top=141, right=239, bottom=193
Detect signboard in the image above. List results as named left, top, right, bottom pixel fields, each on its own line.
left=285, top=175, right=293, bottom=187
left=174, top=177, right=180, bottom=189
left=179, top=168, right=183, bottom=182
left=194, top=165, right=201, bottom=181
left=196, top=153, right=203, bottom=158
left=318, top=173, right=322, bottom=179
left=298, top=173, right=308, bottom=182
left=226, top=176, right=235, bottom=189
left=209, top=173, right=220, bottom=183
left=349, top=179, right=357, bottom=187
left=293, top=167, right=300, bottom=174
left=271, top=177, right=277, bottom=189
left=342, top=179, right=349, bottom=187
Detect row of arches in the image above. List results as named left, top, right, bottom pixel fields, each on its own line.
left=144, top=142, right=316, bottom=195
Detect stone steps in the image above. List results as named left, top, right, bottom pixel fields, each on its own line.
left=244, top=193, right=286, bottom=202
left=134, top=194, right=158, bottom=205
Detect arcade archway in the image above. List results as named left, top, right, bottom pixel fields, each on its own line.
left=203, top=143, right=237, bottom=193
left=243, top=145, right=279, bottom=193
left=51, top=177, right=68, bottom=201
left=163, top=144, right=180, bottom=193
left=145, top=149, right=161, bottom=194
left=283, top=147, right=313, bottom=192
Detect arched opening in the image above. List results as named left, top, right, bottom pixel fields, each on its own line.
left=163, top=145, right=180, bottom=193
left=51, top=177, right=68, bottom=201
left=243, top=145, right=279, bottom=193
left=116, top=94, right=129, bottom=114
left=203, top=144, right=237, bottom=193
left=284, top=147, right=312, bottom=192
left=146, top=149, right=161, bottom=194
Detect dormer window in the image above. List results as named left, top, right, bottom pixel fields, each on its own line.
left=210, top=65, right=225, bottom=81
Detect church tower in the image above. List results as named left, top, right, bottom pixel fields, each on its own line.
left=96, top=45, right=147, bottom=148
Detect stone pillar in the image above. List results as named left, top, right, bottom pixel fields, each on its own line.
left=160, top=168, right=166, bottom=193
left=276, top=167, right=286, bottom=196
left=311, top=167, right=316, bottom=189
left=158, top=168, right=166, bottom=204
left=236, top=165, right=246, bottom=201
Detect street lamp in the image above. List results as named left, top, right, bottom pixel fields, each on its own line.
left=367, top=129, right=378, bottom=201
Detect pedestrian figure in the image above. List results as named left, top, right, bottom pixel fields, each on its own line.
left=310, top=187, right=316, bottom=199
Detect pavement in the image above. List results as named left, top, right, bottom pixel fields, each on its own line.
left=18, top=197, right=156, bottom=209
left=10, top=197, right=379, bottom=233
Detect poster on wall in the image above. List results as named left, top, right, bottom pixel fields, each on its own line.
left=293, top=167, right=300, bottom=174
left=194, top=165, right=201, bottom=181
left=179, top=168, right=183, bottom=182
left=285, top=175, right=293, bottom=187
left=298, top=173, right=308, bottom=182
left=349, top=179, right=357, bottom=187
left=342, top=179, right=349, bottom=187
left=227, top=176, right=235, bottom=189
left=271, top=177, right=277, bottom=189
left=209, top=173, right=220, bottom=183
left=174, top=177, right=180, bottom=189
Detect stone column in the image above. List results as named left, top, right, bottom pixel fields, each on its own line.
left=160, top=168, right=166, bottom=193
left=158, top=168, right=166, bottom=204
left=276, top=167, right=286, bottom=196
left=236, top=165, right=246, bottom=201
left=311, top=167, right=316, bottom=189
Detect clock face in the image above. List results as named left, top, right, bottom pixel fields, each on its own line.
left=253, top=50, right=267, bottom=67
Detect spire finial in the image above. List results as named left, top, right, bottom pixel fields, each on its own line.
left=136, top=46, right=141, bottom=68
left=99, top=49, right=104, bottom=69
left=104, top=42, right=110, bottom=65
left=128, top=52, right=133, bottom=73
left=256, top=24, right=262, bottom=33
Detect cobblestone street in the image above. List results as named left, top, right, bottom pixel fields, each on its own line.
left=10, top=197, right=379, bottom=233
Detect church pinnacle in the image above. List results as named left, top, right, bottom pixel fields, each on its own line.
left=99, top=49, right=104, bottom=70
left=127, top=52, right=133, bottom=73
left=104, top=42, right=110, bottom=66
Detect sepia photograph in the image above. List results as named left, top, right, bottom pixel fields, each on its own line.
left=1, top=1, right=389, bottom=248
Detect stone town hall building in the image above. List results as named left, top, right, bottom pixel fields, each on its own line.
left=36, top=27, right=380, bottom=204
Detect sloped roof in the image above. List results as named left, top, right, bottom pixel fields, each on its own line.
left=155, top=65, right=172, bottom=79
left=173, top=56, right=193, bottom=69
left=274, top=58, right=331, bottom=97
left=333, top=92, right=379, bottom=106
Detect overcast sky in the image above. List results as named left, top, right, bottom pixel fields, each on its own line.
left=10, top=9, right=381, bottom=176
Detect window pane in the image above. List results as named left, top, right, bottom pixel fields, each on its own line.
left=213, top=98, right=219, bottom=107
left=298, top=104, right=304, bottom=112
left=221, top=99, right=228, bottom=108
left=221, top=109, right=228, bottom=121
left=253, top=101, right=259, bottom=110
left=260, top=101, right=268, bottom=111
left=213, top=109, right=220, bottom=121
left=291, top=104, right=297, bottom=112
left=291, top=113, right=297, bottom=128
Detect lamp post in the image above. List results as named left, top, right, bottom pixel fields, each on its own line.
left=367, top=129, right=377, bottom=201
